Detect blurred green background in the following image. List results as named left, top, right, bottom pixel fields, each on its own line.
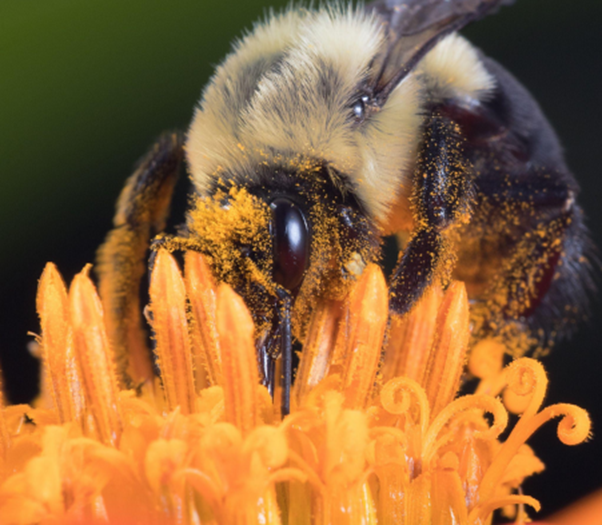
left=1, top=0, right=601, bottom=518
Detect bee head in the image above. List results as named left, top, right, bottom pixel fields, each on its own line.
left=182, top=162, right=379, bottom=338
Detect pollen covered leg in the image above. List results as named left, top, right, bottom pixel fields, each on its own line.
left=389, top=114, right=472, bottom=316
left=96, top=132, right=184, bottom=387
left=474, top=199, right=593, bottom=347
left=463, top=168, right=596, bottom=347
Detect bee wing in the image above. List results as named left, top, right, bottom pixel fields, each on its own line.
left=365, top=0, right=514, bottom=99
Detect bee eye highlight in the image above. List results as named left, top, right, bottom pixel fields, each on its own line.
left=270, top=198, right=310, bottom=292
left=353, top=100, right=365, bottom=120
left=352, top=95, right=370, bottom=122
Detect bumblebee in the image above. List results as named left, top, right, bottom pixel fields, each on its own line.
left=98, top=0, right=595, bottom=413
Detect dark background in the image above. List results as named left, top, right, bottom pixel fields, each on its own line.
left=0, top=0, right=600, bottom=519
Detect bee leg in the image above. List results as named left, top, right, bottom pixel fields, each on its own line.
left=389, top=229, right=445, bottom=315
left=258, top=289, right=293, bottom=417
left=257, top=327, right=277, bottom=397
left=97, top=132, right=184, bottom=387
left=530, top=206, right=597, bottom=342
left=475, top=180, right=595, bottom=343
left=389, top=115, right=472, bottom=315
left=493, top=209, right=570, bottom=320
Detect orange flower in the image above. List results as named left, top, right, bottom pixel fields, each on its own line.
left=0, top=252, right=591, bottom=524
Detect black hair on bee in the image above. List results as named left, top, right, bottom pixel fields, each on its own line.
left=97, top=0, right=596, bottom=415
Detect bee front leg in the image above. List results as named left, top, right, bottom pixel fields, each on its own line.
left=97, top=132, right=184, bottom=387
left=389, top=115, right=472, bottom=315
left=257, top=288, right=293, bottom=417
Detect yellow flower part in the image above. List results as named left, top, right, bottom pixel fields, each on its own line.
left=0, top=252, right=591, bottom=525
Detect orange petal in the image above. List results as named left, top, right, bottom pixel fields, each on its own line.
left=549, top=487, right=602, bottom=525
left=370, top=433, right=409, bottom=524
left=501, top=444, right=545, bottom=488
left=216, top=284, right=259, bottom=434
left=29, top=339, right=55, bottom=411
left=243, top=426, right=288, bottom=470
left=431, top=456, right=469, bottom=525
left=422, top=281, right=470, bottom=418
left=405, top=472, right=432, bottom=524
left=321, top=391, right=369, bottom=486
left=469, top=494, right=540, bottom=524
left=25, top=455, right=64, bottom=516
left=458, top=437, right=485, bottom=512
left=69, top=266, right=122, bottom=445
left=185, top=251, right=222, bottom=389
left=149, top=250, right=196, bottom=415
left=144, top=438, right=188, bottom=495
left=0, top=369, right=9, bottom=461
left=382, top=285, right=443, bottom=384
left=340, top=264, right=388, bottom=410
left=37, top=263, right=84, bottom=425
left=256, top=486, right=283, bottom=525
left=294, top=299, right=343, bottom=407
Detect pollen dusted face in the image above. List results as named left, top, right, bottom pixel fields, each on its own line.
left=183, top=187, right=274, bottom=296
left=168, top=164, right=380, bottom=341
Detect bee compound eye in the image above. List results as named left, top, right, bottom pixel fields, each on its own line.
left=270, top=198, right=310, bottom=291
